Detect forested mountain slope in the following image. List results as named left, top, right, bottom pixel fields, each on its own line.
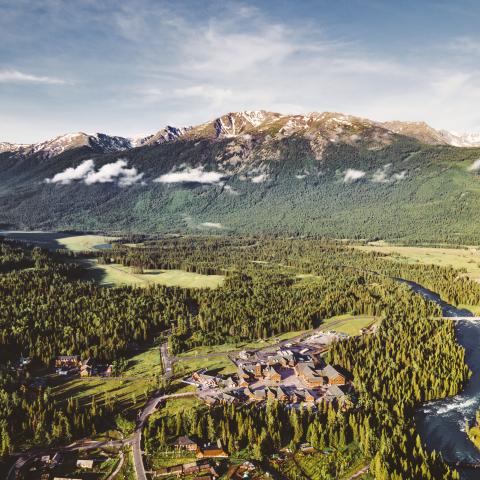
left=1, top=111, right=480, bottom=244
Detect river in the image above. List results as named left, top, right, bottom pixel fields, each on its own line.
left=403, top=280, right=480, bottom=479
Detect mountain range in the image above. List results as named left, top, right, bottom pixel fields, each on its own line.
left=1, top=110, right=480, bottom=244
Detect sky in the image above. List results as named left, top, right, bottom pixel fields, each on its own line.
left=2, top=0, right=480, bottom=143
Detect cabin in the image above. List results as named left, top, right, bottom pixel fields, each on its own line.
left=55, top=355, right=80, bottom=368
left=303, top=389, right=316, bottom=403
left=80, top=358, right=93, bottom=377
left=173, top=435, right=199, bottom=452
left=197, top=439, right=228, bottom=458
left=276, top=386, right=288, bottom=401
left=192, top=372, right=219, bottom=388
left=253, top=388, right=267, bottom=401
left=267, top=365, right=282, bottom=383
left=224, top=376, right=237, bottom=389
left=76, top=459, right=94, bottom=469
left=202, top=395, right=218, bottom=407
left=299, top=442, right=315, bottom=453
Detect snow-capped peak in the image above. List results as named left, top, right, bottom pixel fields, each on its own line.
left=441, top=130, right=480, bottom=147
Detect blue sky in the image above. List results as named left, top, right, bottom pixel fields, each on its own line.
left=1, top=0, right=480, bottom=143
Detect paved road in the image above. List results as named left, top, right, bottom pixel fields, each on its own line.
left=161, top=341, right=173, bottom=379
left=132, top=391, right=196, bottom=480
left=107, top=450, right=125, bottom=480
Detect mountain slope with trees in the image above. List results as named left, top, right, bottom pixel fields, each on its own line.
left=1, top=111, right=480, bottom=244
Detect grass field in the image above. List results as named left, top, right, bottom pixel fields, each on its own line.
left=83, top=260, right=225, bottom=289
left=355, top=244, right=480, bottom=282
left=176, top=329, right=311, bottom=358
left=173, top=355, right=237, bottom=378
left=51, top=347, right=163, bottom=411
left=319, top=314, right=378, bottom=335
left=56, top=234, right=118, bottom=251
left=0, top=231, right=118, bottom=251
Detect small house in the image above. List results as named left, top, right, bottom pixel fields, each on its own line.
left=76, top=459, right=94, bottom=469
left=173, top=435, right=198, bottom=452
left=197, top=439, right=228, bottom=458
left=267, top=365, right=282, bottom=383
left=55, top=355, right=80, bottom=368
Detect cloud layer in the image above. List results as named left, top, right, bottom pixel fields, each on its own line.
left=372, top=164, right=407, bottom=183
left=154, top=166, right=225, bottom=184
left=45, top=159, right=143, bottom=186
left=0, top=69, right=66, bottom=85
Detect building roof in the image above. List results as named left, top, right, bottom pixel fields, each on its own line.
left=325, top=384, right=346, bottom=398
left=321, top=365, right=343, bottom=379
left=174, top=435, right=197, bottom=446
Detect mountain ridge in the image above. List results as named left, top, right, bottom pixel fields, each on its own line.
left=2, top=110, right=480, bottom=159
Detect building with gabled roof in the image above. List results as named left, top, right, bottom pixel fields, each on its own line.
left=320, top=365, right=346, bottom=385
left=173, top=435, right=199, bottom=451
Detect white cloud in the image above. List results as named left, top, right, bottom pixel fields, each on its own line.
left=0, top=69, right=67, bottom=85
left=372, top=166, right=389, bottom=184
left=84, top=159, right=143, bottom=186
left=45, top=159, right=94, bottom=184
left=199, top=222, right=223, bottom=229
left=45, top=159, right=143, bottom=186
left=468, top=159, right=480, bottom=172
left=250, top=173, right=268, bottom=183
left=391, top=171, right=407, bottom=181
left=343, top=169, right=366, bottom=183
left=154, top=165, right=225, bottom=184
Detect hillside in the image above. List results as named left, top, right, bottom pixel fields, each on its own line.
left=1, top=111, right=480, bottom=244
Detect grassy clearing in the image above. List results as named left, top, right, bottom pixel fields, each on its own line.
left=320, top=314, right=377, bottom=335
left=83, top=260, right=225, bottom=289
left=51, top=347, right=163, bottom=411
left=56, top=234, right=118, bottom=251
left=355, top=244, right=480, bottom=282
left=174, top=355, right=237, bottom=377
left=0, top=231, right=118, bottom=251
left=177, top=329, right=311, bottom=358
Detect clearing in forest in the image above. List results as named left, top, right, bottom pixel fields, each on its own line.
left=355, top=244, right=480, bottom=282
left=82, top=260, right=225, bottom=289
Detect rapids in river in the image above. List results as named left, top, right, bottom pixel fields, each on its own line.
left=402, top=280, right=480, bottom=479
